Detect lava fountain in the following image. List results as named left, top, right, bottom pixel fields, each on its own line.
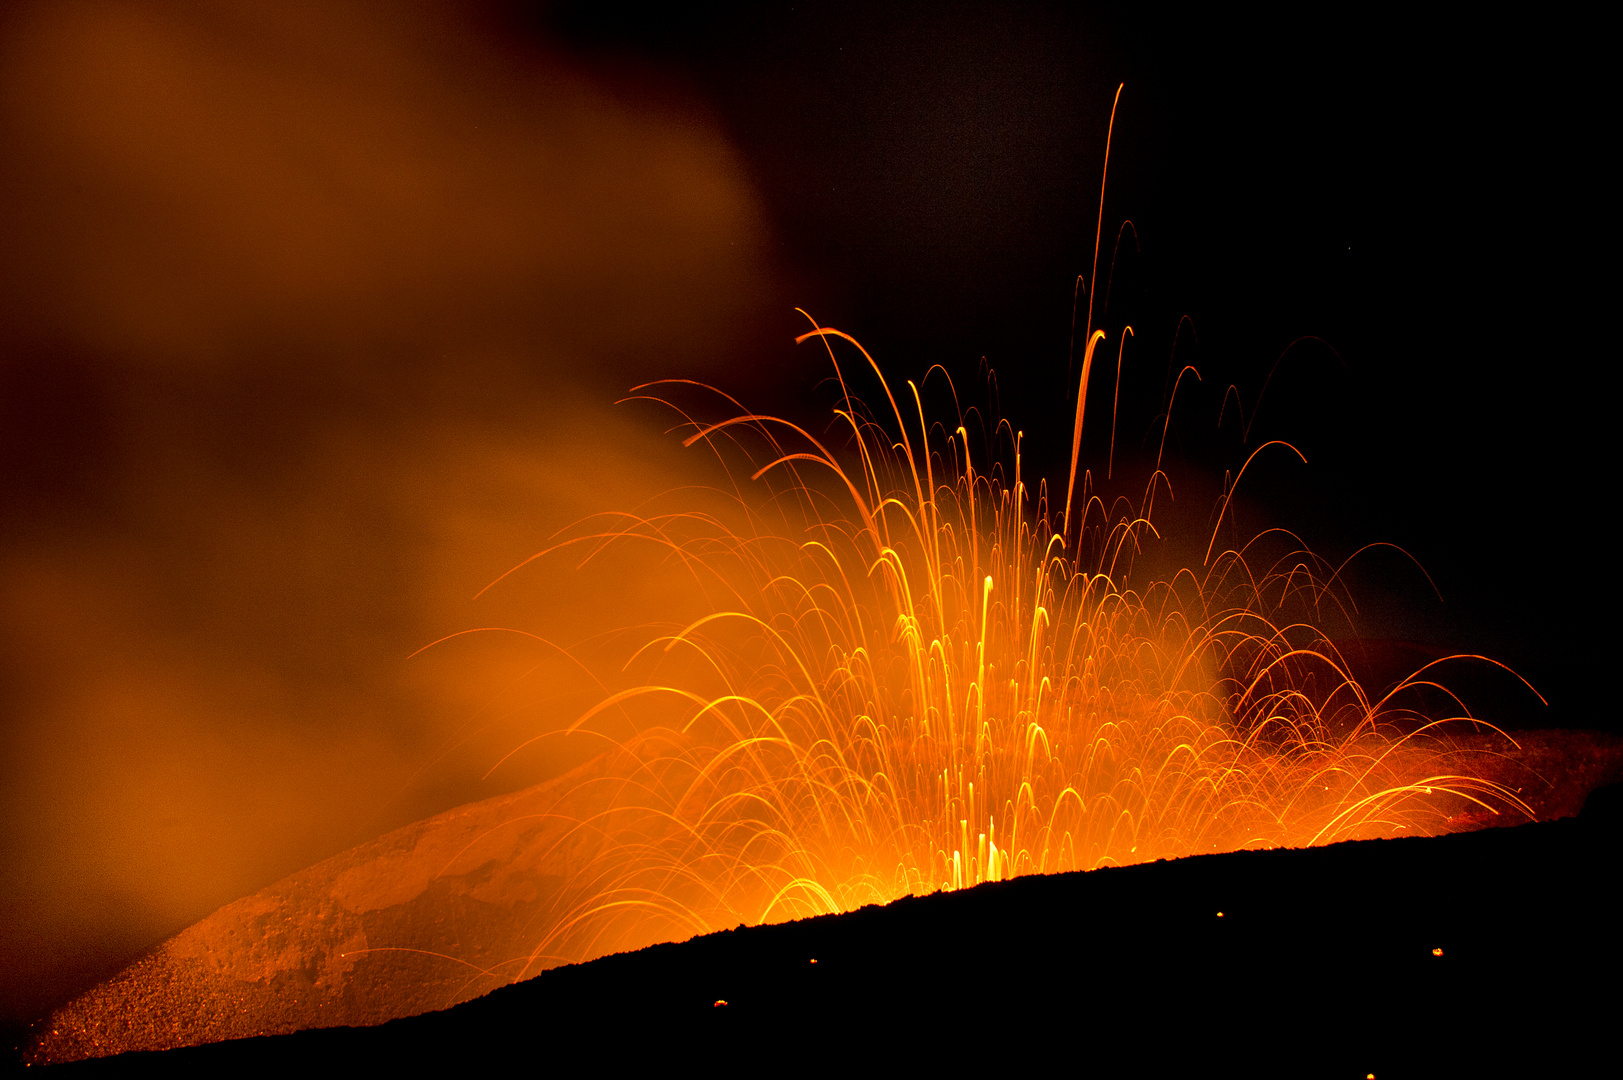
left=463, top=92, right=1533, bottom=973
left=476, top=312, right=1533, bottom=976
left=28, top=90, right=1544, bottom=1063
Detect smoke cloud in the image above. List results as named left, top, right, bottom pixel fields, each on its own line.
left=0, top=0, right=780, bottom=1026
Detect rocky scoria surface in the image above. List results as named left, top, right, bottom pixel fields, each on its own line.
left=27, top=753, right=619, bottom=1062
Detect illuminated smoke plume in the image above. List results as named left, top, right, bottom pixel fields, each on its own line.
left=0, top=0, right=779, bottom=1028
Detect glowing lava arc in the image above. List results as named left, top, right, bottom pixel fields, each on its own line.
left=484, top=316, right=1532, bottom=978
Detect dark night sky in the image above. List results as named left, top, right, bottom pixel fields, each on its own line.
left=0, top=0, right=1608, bottom=1039
left=536, top=1, right=1608, bottom=727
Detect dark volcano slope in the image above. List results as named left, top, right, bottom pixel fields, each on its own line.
left=42, top=792, right=1620, bottom=1078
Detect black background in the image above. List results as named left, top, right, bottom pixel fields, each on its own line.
left=526, top=1, right=1608, bottom=731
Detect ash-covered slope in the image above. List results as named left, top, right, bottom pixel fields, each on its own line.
left=27, top=752, right=621, bottom=1062
left=35, top=783, right=1622, bottom=1077
left=25, top=730, right=1620, bottom=1073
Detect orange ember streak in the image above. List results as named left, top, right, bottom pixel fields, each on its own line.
left=1087, top=84, right=1124, bottom=345
left=1107, top=326, right=1133, bottom=480
left=1064, top=328, right=1106, bottom=539
left=1204, top=440, right=1309, bottom=566
left=1063, top=81, right=1122, bottom=538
